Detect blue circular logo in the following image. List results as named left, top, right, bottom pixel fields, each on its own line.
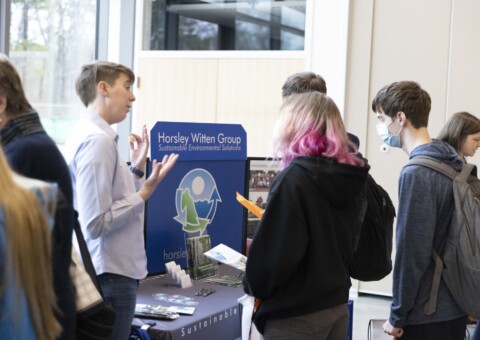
left=174, top=168, right=222, bottom=234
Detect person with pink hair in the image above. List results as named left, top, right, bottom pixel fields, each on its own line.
left=244, top=92, right=369, bottom=339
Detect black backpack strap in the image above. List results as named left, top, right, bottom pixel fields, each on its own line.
left=73, top=210, right=103, bottom=296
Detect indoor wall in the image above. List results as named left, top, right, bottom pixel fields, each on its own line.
left=346, top=0, right=480, bottom=295
left=135, top=57, right=304, bottom=157
left=133, top=0, right=480, bottom=297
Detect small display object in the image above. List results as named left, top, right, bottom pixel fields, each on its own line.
left=245, top=158, right=281, bottom=238
left=165, top=261, right=193, bottom=288
left=247, top=159, right=281, bottom=209
left=186, top=235, right=218, bottom=280
left=204, top=243, right=247, bottom=272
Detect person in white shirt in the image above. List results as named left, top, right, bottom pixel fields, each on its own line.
left=65, top=61, right=178, bottom=339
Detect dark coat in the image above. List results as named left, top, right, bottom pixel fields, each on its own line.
left=1, top=112, right=76, bottom=340
left=245, top=156, right=369, bottom=333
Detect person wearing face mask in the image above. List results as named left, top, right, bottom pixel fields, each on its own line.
left=372, top=81, right=467, bottom=340
left=376, top=113, right=403, bottom=148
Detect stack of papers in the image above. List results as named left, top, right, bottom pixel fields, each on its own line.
left=202, top=275, right=243, bottom=287
left=204, top=243, right=247, bottom=272
left=135, top=304, right=196, bottom=320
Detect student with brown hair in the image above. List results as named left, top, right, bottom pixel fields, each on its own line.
left=0, top=147, right=61, bottom=340
left=437, top=111, right=480, bottom=162
left=372, top=81, right=467, bottom=339
left=437, top=111, right=480, bottom=340
left=281, top=71, right=327, bottom=97
left=0, top=53, right=76, bottom=339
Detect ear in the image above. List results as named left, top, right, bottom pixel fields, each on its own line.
left=97, top=81, right=110, bottom=97
left=397, top=111, right=407, bottom=125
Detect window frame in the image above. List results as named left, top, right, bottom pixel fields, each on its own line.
left=135, top=0, right=309, bottom=58
left=0, top=0, right=10, bottom=53
left=133, top=0, right=350, bottom=114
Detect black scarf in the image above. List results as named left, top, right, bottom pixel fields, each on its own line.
left=0, top=111, right=45, bottom=146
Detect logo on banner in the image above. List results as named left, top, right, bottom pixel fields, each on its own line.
left=174, top=168, right=222, bottom=234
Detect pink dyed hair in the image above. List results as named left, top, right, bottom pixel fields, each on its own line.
left=273, top=92, right=364, bottom=169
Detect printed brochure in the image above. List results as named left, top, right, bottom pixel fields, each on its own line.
left=204, top=243, right=247, bottom=271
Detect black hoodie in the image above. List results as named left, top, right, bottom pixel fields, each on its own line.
left=244, top=155, right=370, bottom=333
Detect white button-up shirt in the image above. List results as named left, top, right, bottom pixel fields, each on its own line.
left=64, top=112, right=147, bottom=279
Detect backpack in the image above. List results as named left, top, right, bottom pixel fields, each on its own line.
left=407, top=156, right=480, bottom=318
left=349, top=173, right=396, bottom=281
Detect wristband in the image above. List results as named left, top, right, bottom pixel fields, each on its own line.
left=130, top=165, right=145, bottom=178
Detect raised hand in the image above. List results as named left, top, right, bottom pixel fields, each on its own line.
left=138, top=153, right=179, bottom=201
left=129, top=124, right=149, bottom=172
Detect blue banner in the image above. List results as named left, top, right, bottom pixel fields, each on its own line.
left=146, top=122, right=247, bottom=274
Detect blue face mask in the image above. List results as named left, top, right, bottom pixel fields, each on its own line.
left=376, top=118, right=403, bottom=148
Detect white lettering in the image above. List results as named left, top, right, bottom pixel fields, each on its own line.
left=163, top=248, right=188, bottom=261
left=218, top=133, right=241, bottom=145
left=191, top=133, right=215, bottom=144
left=158, top=132, right=189, bottom=145
left=179, top=307, right=239, bottom=336
left=221, top=145, right=241, bottom=151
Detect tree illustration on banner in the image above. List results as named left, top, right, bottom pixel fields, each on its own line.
left=174, top=168, right=222, bottom=236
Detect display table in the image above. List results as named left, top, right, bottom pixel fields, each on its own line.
left=134, top=265, right=244, bottom=340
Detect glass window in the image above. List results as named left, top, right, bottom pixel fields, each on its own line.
left=178, top=16, right=219, bottom=50
left=9, top=0, right=97, bottom=144
left=143, top=0, right=306, bottom=51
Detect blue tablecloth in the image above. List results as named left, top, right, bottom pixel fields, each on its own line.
left=135, top=265, right=243, bottom=340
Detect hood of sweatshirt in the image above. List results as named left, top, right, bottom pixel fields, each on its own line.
left=409, top=139, right=464, bottom=172
left=292, top=156, right=370, bottom=208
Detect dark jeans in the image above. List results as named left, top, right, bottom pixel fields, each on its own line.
left=399, top=315, right=467, bottom=340
left=98, top=273, right=139, bottom=340
left=263, top=304, right=349, bottom=340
